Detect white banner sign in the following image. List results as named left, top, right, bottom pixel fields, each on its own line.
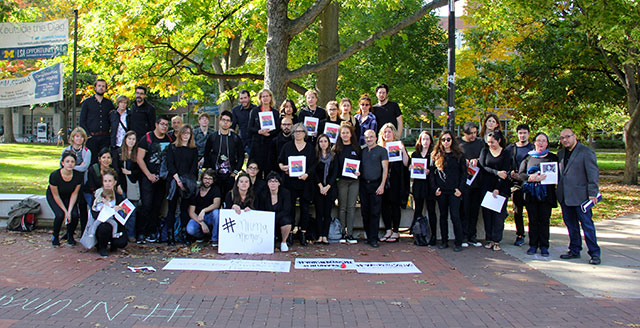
left=0, top=63, right=63, bottom=107
left=0, top=19, right=68, bottom=60
left=294, top=258, right=357, bottom=270
left=218, top=209, right=275, bottom=254
left=163, top=258, right=290, bottom=273
left=355, top=262, right=422, bottom=274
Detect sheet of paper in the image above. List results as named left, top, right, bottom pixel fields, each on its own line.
left=385, top=141, right=403, bottom=162
left=481, top=191, right=506, bottom=213
left=258, top=111, right=276, bottom=130
left=410, top=158, right=427, bottom=179
left=162, top=258, right=290, bottom=273
left=294, top=258, right=356, bottom=270
left=466, top=165, right=480, bottom=185
left=97, top=205, right=116, bottom=223
left=342, top=158, right=360, bottom=179
left=304, top=117, right=319, bottom=136
left=355, top=262, right=422, bottom=274
left=288, top=155, right=306, bottom=177
left=114, top=199, right=135, bottom=225
left=323, top=122, right=340, bottom=143
left=540, top=162, right=558, bottom=185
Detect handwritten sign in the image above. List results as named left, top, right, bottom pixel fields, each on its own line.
left=355, top=262, right=422, bottom=274
left=162, top=258, right=290, bottom=273
left=294, top=258, right=356, bottom=270
left=217, top=209, right=275, bottom=254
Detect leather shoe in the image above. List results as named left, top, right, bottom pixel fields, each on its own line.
left=560, top=252, right=580, bottom=259
left=370, top=241, right=379, bottom=248
left=453, top=246, right=462, bottom=252
left=438, top=242, right=449, bottom=249
left=589, top=256, right=601, bottom=265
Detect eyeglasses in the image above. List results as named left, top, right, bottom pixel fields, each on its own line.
left=268, top=179, right=279, bottom=184
left=559, top=134, right=574, bottom=140
left=202, top=177, right=214, bottom=181
left=360, top=103, right=370, bottom=107
left=441, top=137, right=452, bottom=142
left=294, top=130, right=306, bottom=133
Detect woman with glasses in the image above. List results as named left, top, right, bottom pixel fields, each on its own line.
left=257, top=172, right=293, bottom=252
left=318, top=101, right=343, bottom=142
left=245, top=159, right=267, bottom=196
left=517, top=132, right=558, bottom=257
left=165, top=125, right=199, bottom=245
left=377, top=123, right=409, bottom=243
left=430, top=131, right=466, bottom=252
left=479, top=130, right=513, bottom=251
left=354, top=94, right=377, bottom=146
left=279, top=122, right=317, bottom=245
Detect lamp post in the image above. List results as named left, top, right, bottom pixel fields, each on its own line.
left=446, top=0, right=456, bottom=133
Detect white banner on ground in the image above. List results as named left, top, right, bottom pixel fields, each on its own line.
left=355, top=262, right=422, bottom=274
left=218, top=209, right=275, bottom=254
left=0, top=19, right=68, bottom=60
left=294, top=258, right=357, bottom=270
left=162, top=258, right=290, bottom=273
left=0, top=63, right=63, bottom=107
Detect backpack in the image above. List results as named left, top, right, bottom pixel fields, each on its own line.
left=328, top=218, right=343, bottom=241
left=8, top=213, right=37, bottom=232
left=7, top=198, right=40, bottom=232
left=411, top=216, right=431, bottom=246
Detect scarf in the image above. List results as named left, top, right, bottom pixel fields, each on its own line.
left=320, top=153, right=332, bottom=185
left=528, top=149, right=549, bottom=158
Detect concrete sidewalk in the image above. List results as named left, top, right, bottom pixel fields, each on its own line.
left=503, top=213, right=640, bottom=298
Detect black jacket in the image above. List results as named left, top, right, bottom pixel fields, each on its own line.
left=203, top=131, right=245, bottom=175
left=110, top=109, right=130, bottom=147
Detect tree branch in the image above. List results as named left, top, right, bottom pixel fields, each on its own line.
left=597, top=45, right=628, bottom=92
left=287, top=81, right=307, bottom=95
left=288, top=0, right=332, bottom=37
left=288, top=0, right=448, bottom=80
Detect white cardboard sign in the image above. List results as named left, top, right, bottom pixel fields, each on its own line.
left=294, top=258, right=357, bottom=270
left=218, top=209, right=275, bottom=254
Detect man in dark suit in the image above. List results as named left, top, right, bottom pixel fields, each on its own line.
left=557, top=128, right=601, bottom=265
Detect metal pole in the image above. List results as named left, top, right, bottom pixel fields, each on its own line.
left=446, top=0, right=456, bottom=132
left=71, top=9, right=78, bottom=127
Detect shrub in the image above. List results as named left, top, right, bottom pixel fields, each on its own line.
left=594, top=139, right=625, bottom=149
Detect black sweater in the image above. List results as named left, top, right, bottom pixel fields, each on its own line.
left=430, top=152, right=466, bottom=194
left=479, top=147, right=513, bottom=197
left=166, top=145, right=198, bottom=179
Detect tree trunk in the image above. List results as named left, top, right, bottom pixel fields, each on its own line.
left=3, top=108, right=15, bottom=143
left=265, top=0, right=293, bottom=106
left=623, top=105, right=640, bottom=185
left=316, top=2, right=339, bottom=107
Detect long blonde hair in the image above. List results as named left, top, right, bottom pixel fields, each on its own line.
left=377, top=123, right=399, bottom=147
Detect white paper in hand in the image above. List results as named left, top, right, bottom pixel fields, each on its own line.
left=481, top=191, right=506, bottom=213
left=97, top=206, right=116, bottom=223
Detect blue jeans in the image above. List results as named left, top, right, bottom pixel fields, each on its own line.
left=560, top=201, right=601, bottom=257
left=186, top=209, right=220, bottom=241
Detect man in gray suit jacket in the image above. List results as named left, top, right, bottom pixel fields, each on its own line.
left=556, top=128, right=601, bottom=265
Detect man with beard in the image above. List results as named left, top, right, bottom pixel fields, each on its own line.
left=231, top=89, right=255, bottom=155
left=79, top=79, right=115, bottom=164
left=372, top=84, right=403, bottom=134
left=274, top=117, right=293, bottom=162
left=186, top=169, right=222, bottom=246
left=204, top=110, right=244, bottom=199
left=129, top=86, right=156, bottom=139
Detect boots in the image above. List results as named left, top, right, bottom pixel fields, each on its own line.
left=299, top=231, right=308, bottom=246
left=167, top=229, right=176, bottom=246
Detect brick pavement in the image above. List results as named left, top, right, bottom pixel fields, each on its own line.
left=0, top=230, right=638, bottom=327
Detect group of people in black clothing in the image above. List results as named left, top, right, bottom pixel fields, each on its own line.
left=46, top=80, right=603, bottom=265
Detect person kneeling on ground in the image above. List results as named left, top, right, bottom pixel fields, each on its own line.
left=90, top=169, right=128, bottom=257
left=185, top=169, right=221, bottom=246
left=257, top=172, right=293, bottom=252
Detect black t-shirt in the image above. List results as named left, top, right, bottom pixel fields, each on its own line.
left=335, top=143, right=361, bottom=180
left=563, top=148, right=573, bottom=168
left=458, top=137, right=484, bottom=160
left=48, top=169, right=83, bottom=203
left=190, top=186, right=221, bottom=214
left=372, top=101, right=401, bottom=129
left=138, top=132, right=172, bottom=174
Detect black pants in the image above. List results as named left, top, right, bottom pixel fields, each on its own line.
left=166, top=194, right=191, bottom=236
left=95, top=222, right=128, bottom=253
left=461, top=186, right=483, bottom=241
left=483, top=200, right=509, bottom=243
left=78, top=193, right=89, bottom=234
left=314, top=190, right=334, bottom=238
left=512, top=188, right=526, bottom=237
left=360, top=181, right=382, bottom=243
left=413, top=196, right=437, bottom=237
left=86, top=134, right=110, bottom=165
left=436, top=193, right=463, bottom=246
left=46, top=191, right=79, bottom=239
left=216, top=174, right=235, bottom=203
left=526, top=199, right=552, bottom=248
left=138, top=176, right=166, bottom=237
left=290, top=187, right=311, bottom=231
left=381, top=192, right=401, bottom=233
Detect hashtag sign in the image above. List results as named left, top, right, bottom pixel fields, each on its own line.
left=222, top=218, right=236, bottom=233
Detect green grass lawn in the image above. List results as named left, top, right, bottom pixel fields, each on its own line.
left=1, top=143, right=639, bottom=226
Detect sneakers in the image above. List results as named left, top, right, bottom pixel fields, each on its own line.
left=453, top=246, right=463, bottom=252
left=589, top=256, right=601, bottom=265
left=514, top=236, right=525, bottom=246
left=540, top=247, right=549, bottom=257
left=67, top=235, right=76, bottom=246
left=136, top=234, right=146, bottom=244
left=210, top=241, right=218, bottom=247
left=280, top=242, right=289, bottom=252
left=468, top=238, right=482, bottom=247
left=347, top=235, right=358, bottom=244
left=98, top=248, right=108, bottom=257
left=526, top=246, right=537, bottom=255
left=560, top=252, right=580, bottom=259
left=461, top=242, right=469, bottom=248
left=339, top=236, right=347, bottom=244
left=52, top=236, right=60, bottom=246
left=145, top=235, right=157, bottom=243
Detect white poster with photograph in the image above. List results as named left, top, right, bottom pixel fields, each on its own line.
left=258, top=111, right=276, bottom=130
left=304, top=117, right=319, bottom=136
left=540, top=162, right=558, bottom=185
left=385, top=141, right=403, bottom=162
left=323, top=122, right=340, bottom=143
left=342, top=158, right=360, bottom=179
left=218, top=209, right=275, bottom=254
left=288, top=155, right=306, bottom=177
left=410, top=158, right=428, bottom=179
left=481, top=191, right=506, bottom=213
left=355, top=262, right=422, bottom=274
left=114, top=199, right=135, bottom=225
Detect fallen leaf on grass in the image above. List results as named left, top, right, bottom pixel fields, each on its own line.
left=413, top=280, right=429, bottom=284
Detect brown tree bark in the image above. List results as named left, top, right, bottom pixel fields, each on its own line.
left=316, top=2, right=340, bottom=107
left=2, top=108, right=15, bottom=143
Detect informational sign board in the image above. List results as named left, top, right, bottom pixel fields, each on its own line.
left=0, top=63, right=63, bottom=107
left=0, top=19, right=68, bottom=60
left=217, top=209, right=275, bottom=254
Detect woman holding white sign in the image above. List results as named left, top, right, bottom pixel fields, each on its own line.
left=248, top=89, right=280, bottom=179
left=318, top=100, right=343, bottom=144
left=224, top=172, right=255, bottom=213
left=377, top=123, right=409, bottom=243
left=516, top=132, right=558, bottom=257
left=431, top=131, right=466, bottom=252
left=313, top=134, right=338, bottom=244
left=334, top=123, right=361, bottom=243
left=410, top=131, right=438, bottom=246
left=278, top=122, right=317, bottom=245
left=479, top=130, right=513, bottom=251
